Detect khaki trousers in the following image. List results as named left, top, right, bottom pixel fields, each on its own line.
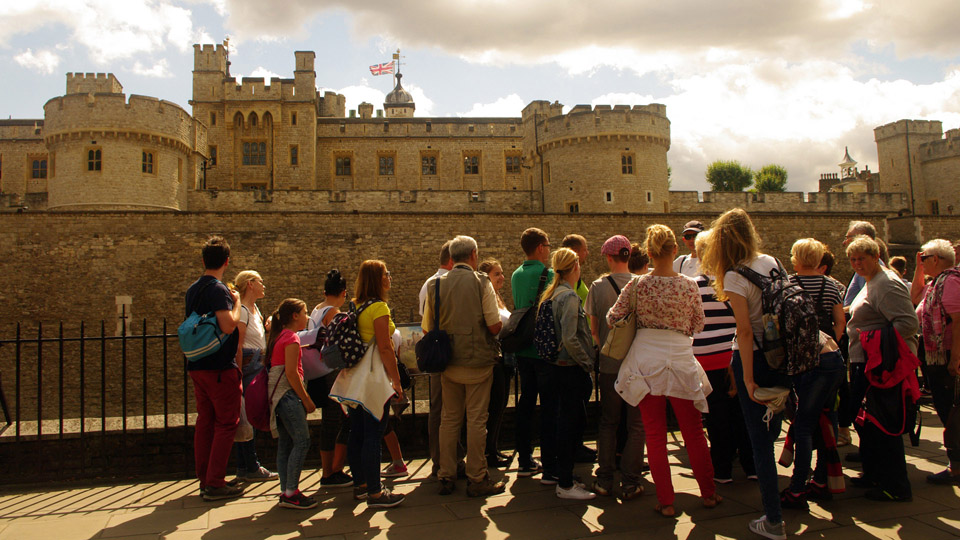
left=439, top=365, right=493, bottom=482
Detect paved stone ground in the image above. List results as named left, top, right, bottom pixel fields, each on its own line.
left=1, top=407, right=958, bottom=539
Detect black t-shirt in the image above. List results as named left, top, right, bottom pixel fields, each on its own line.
left=184, top=275, right=239, bottom=371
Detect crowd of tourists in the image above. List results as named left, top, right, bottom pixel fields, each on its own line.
left=182, top=208, right=960, bottom=539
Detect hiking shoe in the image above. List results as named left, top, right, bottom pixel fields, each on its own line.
left=239, top=467, right=278, bottom=482
left=367, top=487, right=405, bottom=509
left=540, top=473, right=559, bottom=486
left=864, top=488, right=912, bottom=503
left=620, top=483, right=644, bottom=501
left=467, top=476, right=507, bottom=497
left=438, top=478, right=456, bottom=496
left=320, top=471, right=354, bottom=487
left=779, top=488, right=809, bottom=510
left=927, top=469, right=960, bottom=485
left=278, top=491, right=318, bottom=510
left=353, top=484, right=368, bottom=501
left=199, top=477, right=240, bottom=496
left=556, top=484, right=596, bottom=500
left=805, top=481, right=832, bottom=501
left=381, top=462, right=409, bottom=478
left=517, top=459, right=543, bottom=477
left=590, top=480, right=611, bottom=496
left=748, top=515, right=786, bottom=540
left=202, top=484, right=244, bottom=502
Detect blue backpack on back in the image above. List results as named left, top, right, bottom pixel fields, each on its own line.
left=179, top=280, right=229, bottom=362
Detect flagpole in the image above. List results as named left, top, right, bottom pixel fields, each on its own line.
left=393, top=49, right=401, bottom=85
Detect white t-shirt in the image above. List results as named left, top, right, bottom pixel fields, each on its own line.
left=240, top=304, right=266, bottom=351
left=722, top=254, right=779, bottom=351
left=418, top=268, right=449, bottom=316
left=673, top=254, right=701, bottom=277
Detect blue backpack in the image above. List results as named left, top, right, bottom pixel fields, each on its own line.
left=179, top=280, right=229, bottom=362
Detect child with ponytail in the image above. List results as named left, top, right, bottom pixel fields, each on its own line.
left=266, top=298, right=318, bottom=510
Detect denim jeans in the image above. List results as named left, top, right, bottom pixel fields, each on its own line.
left=275, top=390, right=311, bottom=493
left=703, top=367, right=754, bottom=479
left=789, top=350, right=844, bottom=493
left=516, top=355, right=558, bottom=473
left=924, top=362, right=960, bottom=465
left=236, top=349, right=264, bottom=476
left=732, top=351, right=784, bottom=525
left=486, top=361, right=514, bottom=456
left=348, top=404, right=389, bottom=495
left=552, top=364, right=590, bottom=488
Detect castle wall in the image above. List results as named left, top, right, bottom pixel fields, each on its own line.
left=874, top=119, right=943, bottom=213
left=185, top=189, right=540, bottom=212
left=0, top=122, right=47, bottom=196
left=917, top=131, right=960, bottom=215
left=668, top=190, right=909, bottom=214
left=43, top=94, right=205, bottom=210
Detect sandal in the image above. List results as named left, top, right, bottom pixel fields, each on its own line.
left=654, top=504, right=676, bottom=517
left=702, top=493, right=723, bottom=508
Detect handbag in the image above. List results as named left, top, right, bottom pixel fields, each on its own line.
left=416, top=277, right=452, bottom=373
left=244, top=365, right=284, bottom=432
left=500, top=268, right=550, bottom=353
left=600, top=276, right=638, bottom=361
left=329, top=340, right=395, bottom=421
left=234, top=396, right=254, bottom=442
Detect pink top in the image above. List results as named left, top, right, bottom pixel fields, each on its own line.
left=607, top=274, right=705, bottom=337
left=917, top=273, right=960, bottom=352
left=269, top=329, right=303, bottom=381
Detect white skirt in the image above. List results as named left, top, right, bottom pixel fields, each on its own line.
left=615, top=328, right=713, bottom=412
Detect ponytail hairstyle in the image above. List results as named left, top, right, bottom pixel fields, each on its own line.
left=264, top=298, right=306, bottom=362
left=698, top=208, right=760, bottom=301
left=643, top=224, right=677, bottom=260
left=324, top=268, right=347, bottom=297
left=539, top=247, right=579, bottom=307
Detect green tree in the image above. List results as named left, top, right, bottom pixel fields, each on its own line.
left=754, top=164, right=788, bottom=192
left=705, top=160, right=753, bottom=191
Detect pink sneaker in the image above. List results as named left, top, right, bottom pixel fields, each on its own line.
left=381, top=462, right=409, bottom=478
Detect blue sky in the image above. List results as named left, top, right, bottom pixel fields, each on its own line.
left=3, top=0, right=960, bottom=192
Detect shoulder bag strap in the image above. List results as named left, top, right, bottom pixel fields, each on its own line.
left=433, top=276, right=441, bottom=332
left=189, top=278, right=219, bottom=316
left=533, top=268, right=550, bottom=307
left=606, top=275, right=622, bottom=296
left=680, top=255, right=688, bottom=274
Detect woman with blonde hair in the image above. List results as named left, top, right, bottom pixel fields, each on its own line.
left=537, top=248, right=597, bottom=500
left=698, top=208, right=786, bottom=539
left=608, top=225, right=718, bottom=517
left=232, top=270, right=278, bottom=483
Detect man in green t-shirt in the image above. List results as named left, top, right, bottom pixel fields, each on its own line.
left=511, top=227, right=554, bottom=479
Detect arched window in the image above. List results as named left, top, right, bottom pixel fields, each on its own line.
left=87, top=149, right=101, bottom=171
left=249, top=112, right=258, bottom=127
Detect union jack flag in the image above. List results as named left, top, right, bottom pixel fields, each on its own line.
left=369, top=61, right=395, bottom=76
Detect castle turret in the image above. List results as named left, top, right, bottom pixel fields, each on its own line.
left=65, top=73, right=122, bottom=95
left=875, top=119, right=943, bottom=213
left=839, top=146, right=857, bottom=179
left=384, top=73, right=415, bottom=118
left=293, top=51, right=316, bottom=103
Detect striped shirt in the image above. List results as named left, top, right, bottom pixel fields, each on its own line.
left=692, top=275, right=736, bottom=371
left=790, top=274, right=843, bottom=337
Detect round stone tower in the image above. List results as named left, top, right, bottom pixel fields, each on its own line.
left=43, top=73, right=206, bottom=211
left=522, top=101, right=671, bottom=213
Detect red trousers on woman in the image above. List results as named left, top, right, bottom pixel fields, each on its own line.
left=638, top=395, right=716, bottom=506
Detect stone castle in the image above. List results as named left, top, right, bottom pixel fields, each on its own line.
left=2, top=43, right=956, bottom=215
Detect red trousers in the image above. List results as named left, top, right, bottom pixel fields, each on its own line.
left=638, top=395, right=716, bottom=506
left=190, top=368, right=241, bottom=488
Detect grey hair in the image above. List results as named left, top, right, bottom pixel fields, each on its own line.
left=845, top=236, right=880, bottom=258
left=449, top=235, right=478, bottom=263
left=922, top=238, right=956, bottom=266
left=847, top=220, right=877, bottom=239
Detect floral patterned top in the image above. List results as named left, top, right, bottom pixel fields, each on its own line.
left=606, top=274, right=705, bottom=337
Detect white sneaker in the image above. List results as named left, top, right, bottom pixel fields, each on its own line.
left=556, top=484, right=596, bottom=500
left=748, top=515, right=786, bottom=540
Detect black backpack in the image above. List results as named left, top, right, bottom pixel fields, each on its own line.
left=534, top=297, right=562, bottom=363
left=500, top=268, right=550, bottom=353
left=735, top=259, right=820, bottom=376
left=320, top=299, right=377, bottom=369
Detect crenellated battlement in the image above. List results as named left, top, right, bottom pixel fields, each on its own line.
left=193, top=43, right=228, bottom=73
left=920, top=131, right=960, bottom=161
left=535, top=103, right=670, bottom=149
left=874, top=119, right=943, bottom=141
left=668, top=191, right=909, bottom=213
left=65, top=72, right=122, bottom=95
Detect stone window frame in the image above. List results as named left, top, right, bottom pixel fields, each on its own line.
left=208, top=145, right=218, bottom=166
left=930, top=199, right=940, bottom=215
left=504, top=152, right=522, bottom=175
left=646, top=190, right=653, bottom=203
left=544, top=162, right=551, bottom=184
left=462, top=151, right=481, bottom=175
left=567, top=201, right=580, bottom=213
left=209, top=112, right=217, bottom=126
left=291, top=112, right=297, bottom=126
left=420, top=151, right=438, bottom=176
left=30, top=155, right=48, bottom=179
left=334, top=153, right=353, bottom=177
left=604, top=191, right=614, bottom=204
left=86, top=147, right=102, bottom=172
left=378, top=152, right=396, bottom=176
left=290, top=145, right=299, bottom=166
left=142, top=150, right=156, bottom=175
left=621, top=152, right=635, bottom=175
left=242, top=141, right=267, bottom=166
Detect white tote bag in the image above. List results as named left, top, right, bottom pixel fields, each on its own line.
left=234, top=396, right=254, bottom=442
left=328, top=341, right=395, bottom=421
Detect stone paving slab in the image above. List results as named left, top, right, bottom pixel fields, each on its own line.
left=1, top=408, right=959, bottom=539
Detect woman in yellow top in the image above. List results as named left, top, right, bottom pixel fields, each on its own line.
left=347, top=260, right=406, bottom=509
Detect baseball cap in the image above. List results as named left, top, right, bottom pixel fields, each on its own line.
left=601, top=235, right=631, bottom=257
left=682, top=220, right=704, bottom=234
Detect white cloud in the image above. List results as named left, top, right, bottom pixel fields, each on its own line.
left=248, top=66, right=281, bottom=79
left=458, top=94, right=525, bottom=117
left=334, top=85, right=386, bottom=115
left=131, top=59, right=173, bottom=78
left=0, top=1, right=196, bottom=64
left=14, top=48, right=60, bottom=74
